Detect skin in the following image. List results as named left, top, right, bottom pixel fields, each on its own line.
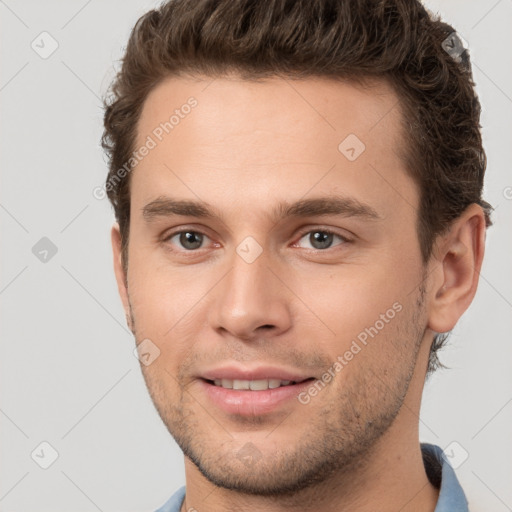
left=111, top=75, right=486, bottom=512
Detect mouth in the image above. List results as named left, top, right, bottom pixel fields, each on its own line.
left=198, top=377, right=317, bottom=416
left=203, top=377, right=314, bottom=390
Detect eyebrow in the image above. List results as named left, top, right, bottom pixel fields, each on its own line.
left=142, top=195, right=381, bottom=223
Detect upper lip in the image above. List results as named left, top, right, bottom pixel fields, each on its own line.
left=199, top=365, right=314, bottom=383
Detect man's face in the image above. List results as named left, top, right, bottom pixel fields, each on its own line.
left=115, top=76, right=432, bottom=494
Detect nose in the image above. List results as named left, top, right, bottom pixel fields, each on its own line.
left=207, top=244, right=293, bottom=341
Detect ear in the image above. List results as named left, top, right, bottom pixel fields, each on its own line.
left=427, top=203, right=487, bottom=334
left=111, top=223, right=133, bottom=332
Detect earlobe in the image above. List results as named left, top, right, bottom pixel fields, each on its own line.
left=111, top=224, right=132, bottom=331
left=427, top=204, right=486, bottom=334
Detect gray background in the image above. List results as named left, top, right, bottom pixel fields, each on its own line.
left=1, top=1, right=511, bottom=510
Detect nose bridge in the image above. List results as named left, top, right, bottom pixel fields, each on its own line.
left=208, top=238, right=292, bottom=339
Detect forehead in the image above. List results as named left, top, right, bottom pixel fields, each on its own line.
left=131, top=74, right=416, bottom=222
left=138, top=74, right=403, bottom=145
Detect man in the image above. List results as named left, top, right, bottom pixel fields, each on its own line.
left=102, top=0, right=492, bottom=510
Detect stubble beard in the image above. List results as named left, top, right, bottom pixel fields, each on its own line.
left=129, top=286, right=427, bottom=498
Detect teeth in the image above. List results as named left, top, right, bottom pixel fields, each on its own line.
left=233, top=379, right=250, bottom=390
left=249, top=379, right=270, bottom=390
left=221, top=379, right=233, bottom=389
left=268, top=379, right=282, bottom=389
left=212, top=378, right=298, bottom=390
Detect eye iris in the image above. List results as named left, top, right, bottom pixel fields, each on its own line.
left=180, top=232, right=203, bottom=250
left=310, top=231, right=333, bottom=249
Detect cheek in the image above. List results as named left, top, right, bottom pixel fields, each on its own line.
left=127, top=252, right=210, bottom=342
left=129, top=267, right=205, bottom=386
left=292, top=264, right=409, bottom=342
left=290, top=259, right=424, bottom=383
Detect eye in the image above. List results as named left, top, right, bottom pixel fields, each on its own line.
left=295, top=229, right=349, bottom=250
left=162, top=228, right=349, bottom=253
left=165, top=230, right=209, bottom=251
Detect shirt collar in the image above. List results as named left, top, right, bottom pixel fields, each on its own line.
left=421, top=443, right=469, bottom=512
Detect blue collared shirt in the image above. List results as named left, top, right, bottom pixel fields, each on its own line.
left=154, top=443, right=468, bottom=512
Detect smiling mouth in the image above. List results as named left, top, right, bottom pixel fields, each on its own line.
left=203, top=377, right=315, bottom=391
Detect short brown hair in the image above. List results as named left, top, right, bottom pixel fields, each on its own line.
left=102, top=0, right=492, bottom=374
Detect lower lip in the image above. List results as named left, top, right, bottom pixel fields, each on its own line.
left=198, top=379, right=315, bottom=416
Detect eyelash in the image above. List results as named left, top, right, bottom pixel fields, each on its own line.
left=161, top=227, right=351, bottom=254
